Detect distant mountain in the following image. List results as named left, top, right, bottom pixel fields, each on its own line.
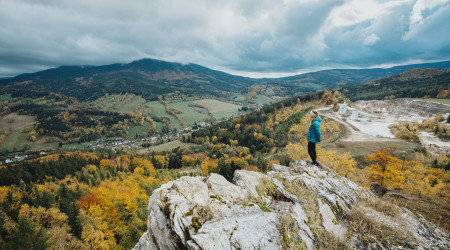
left=340, top=68, right=450, bottom=101
left=0, top=58, right=258, bottom=101
left=2, top=58, right=450, bottom=101
left=257, top=61, right=450, bottom=95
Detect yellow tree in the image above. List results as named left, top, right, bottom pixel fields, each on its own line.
left=286, top=140, right=356, bottom=177
left=181, top=155, right=196, bottom=168
left=46, top=226, right=88, bottom=250
left=319, top=149, right=356, bottom=177
left=365, top=148, right=405, bottom=188
left=132, top=157, right=156, bottom=176
left=403, top=162, right=448, bottom=197
left=285, top=141, right=309, bottom=162
left=201, top=158, right=218, bottom=176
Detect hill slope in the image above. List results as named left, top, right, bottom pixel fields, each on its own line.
left=1, top=59, right=450, bottom=101
left=0, top=59, right=258, bottom=101
left=340, top=68, right=450, bottom=101
left=254, top=61, right=450, bottom=96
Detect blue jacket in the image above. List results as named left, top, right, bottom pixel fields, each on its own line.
left=307, top=116, right=322, bottom=143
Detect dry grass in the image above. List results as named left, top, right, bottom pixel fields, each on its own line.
left=385, top=195, right=450, bottom=233
left=348, top=198, right=416, bottom=248
left=279, top=213, right=307, bottom=249
left=322, top=141, right=418, bottom=159
left=256, top=177, right=278, bottom=198
left=282, top=180, right=348, bottom=249
left=359, top=197, right=403, bottom=218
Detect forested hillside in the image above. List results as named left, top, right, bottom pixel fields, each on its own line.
left=253, top=60, right=450, bottom=96
left=2, top=58, right=450, bottom=102
left=341, top=68, right=450, bottom=101
left=0, top=59, right=258, bottom=101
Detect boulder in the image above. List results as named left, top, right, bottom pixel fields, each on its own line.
left=370, top=182, right=387, bottom=196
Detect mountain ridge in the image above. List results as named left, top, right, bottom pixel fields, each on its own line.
left=2, top=58, right=450, bottom=101
left=341, top=68, right=450, bottom=101
left=0, top=58, right=259, bottom=101
left=256, top=60, right=450, bottom=95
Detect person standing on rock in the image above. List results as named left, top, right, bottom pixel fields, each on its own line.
left=307, top=110, right=321, bottom=165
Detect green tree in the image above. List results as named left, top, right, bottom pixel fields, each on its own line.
left=8, top=216, right=48, bottom=250
left=257, top=155, right=268, bottom=173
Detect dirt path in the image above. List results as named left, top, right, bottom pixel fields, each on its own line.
left=317, top=101, right=449, bottom=155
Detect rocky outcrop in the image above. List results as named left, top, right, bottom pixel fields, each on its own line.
left=134, top=160, right=449, bottom=250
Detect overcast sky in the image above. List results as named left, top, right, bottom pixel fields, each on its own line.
left=1, top=0, right=449, bottom=78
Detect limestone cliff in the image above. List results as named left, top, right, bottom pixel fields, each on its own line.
left=134, top=161, right=449, bottom=249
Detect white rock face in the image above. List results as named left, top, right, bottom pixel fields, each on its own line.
left=134, top=161, right=449, bottom=250
left=206, top=173, right=249, bottom=202
left=189, top=212, right=281, bottom=250
left=233, top=170, right=266, bottom=197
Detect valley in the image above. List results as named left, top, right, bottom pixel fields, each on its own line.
left=0, top=91, right=274, bottom=163
left=0, top=59, right=449, bottom=249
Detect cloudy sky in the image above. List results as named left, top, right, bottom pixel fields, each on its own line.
left=1, top=0, right=449, bottom=78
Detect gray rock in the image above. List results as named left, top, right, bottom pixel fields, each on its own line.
left=188, top=212, right=281, bottom=250
left=134, top=161, right=449, bottom=250
left=370, top=182, right=387, bottom=196
left=400, top=208, right=450, bottom=248
left=233, top=170, right=266, bottom=197
left=317, top=198, right=347, bottom=241
left=206, top=173, right=249, bottom=202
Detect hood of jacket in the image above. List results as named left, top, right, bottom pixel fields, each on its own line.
left=313, top=116, right=322, bottom=124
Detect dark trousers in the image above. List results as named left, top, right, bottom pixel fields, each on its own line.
left=308, top=142, right=317, bottom=164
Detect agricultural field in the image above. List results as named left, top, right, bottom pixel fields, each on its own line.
left=0, top=129, right=30, bottom=152
left=91, top=95, right=247, bottom=132
left=64, top=141, right=91, bottom=150
left=94, top=94, right=145, bottom=114
left=167, top=101, right=210, bottom=126
left=271, top=96, right=286, bottom=101
left=147, top=101, right=180, bottom=130
left=231, top=93, right=247, bottom=102
left=0, top=129, right=59, bottom=153
left=93, top=95, right=181, bottom=130
left=0, top=113, right=35, bottom=133
left=253, top=94, right=276, bottom=104
left=425, top=98, right=450, bottom=105
left=127, top=121, right=151, bottom=139
left=0, top=94, right=12, bottom=102
left=117, top=95, right=146, bottom=113
left=149, top=140, right=195, bottom=152
left=0, top=112, right=60, bottom=153
left=193, top=99, right=241, bottom=120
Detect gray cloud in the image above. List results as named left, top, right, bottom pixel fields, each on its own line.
left=0, top=0, right=449, bottom=78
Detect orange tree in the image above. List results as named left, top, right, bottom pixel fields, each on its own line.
left=365, top=148, right=405, bottom=188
